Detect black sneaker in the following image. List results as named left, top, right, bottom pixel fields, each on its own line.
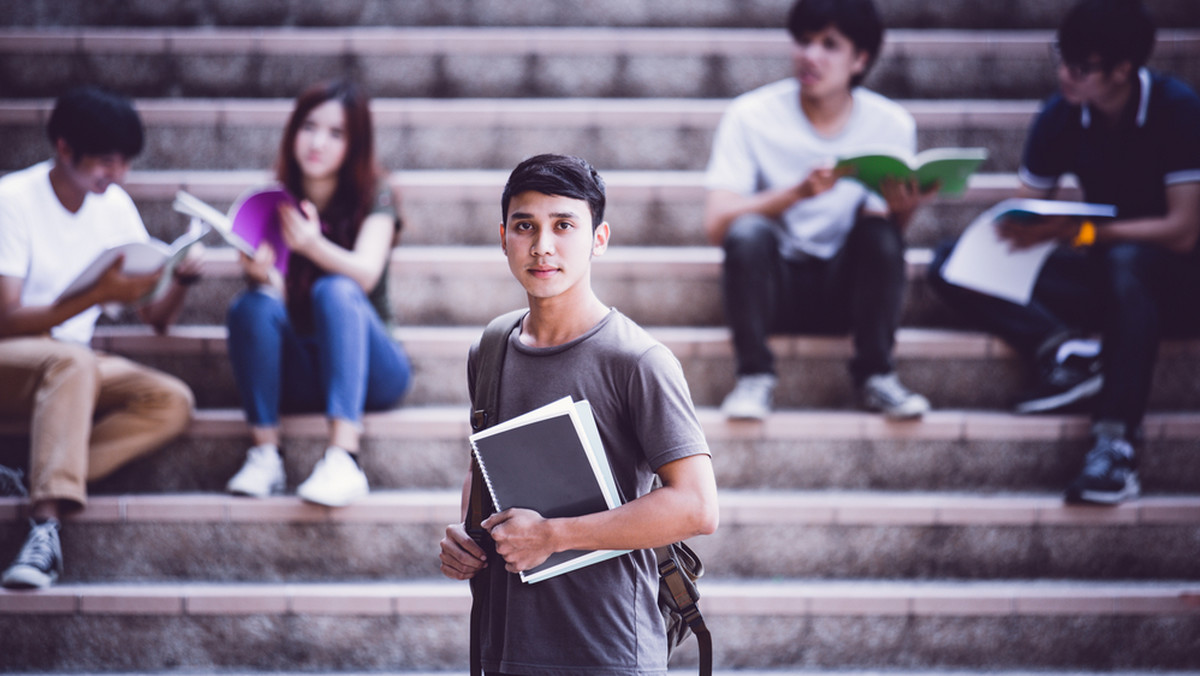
left=0, top=465, right=27, bottom=498
left=1065, top=428, right=1140, bottom=505
left=2, top=518, right=63, bottom=589
left=1014, top=351, right=1103, bottom=414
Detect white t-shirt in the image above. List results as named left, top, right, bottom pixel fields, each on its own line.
left=705, top=78, right=916, bottom=260
left=0, top=160, right=150, bottom=344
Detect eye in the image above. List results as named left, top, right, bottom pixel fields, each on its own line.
left=555, top=220, right=575, bottom=231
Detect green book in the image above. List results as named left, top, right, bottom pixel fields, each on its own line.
left=835, top=147, right=989, bottom=198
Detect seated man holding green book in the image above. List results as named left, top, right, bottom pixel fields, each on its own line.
left=438, top=154, right=719, bottom=674
left=928, top=0, right=1200, bottom=504
left=704, top=0, right=940, bottom=421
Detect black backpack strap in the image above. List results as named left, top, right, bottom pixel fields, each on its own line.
left=468, top=309, right=525, bottom=676
left=656, top=543, right=712, bottom=676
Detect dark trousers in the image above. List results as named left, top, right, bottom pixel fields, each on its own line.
left=929, top=239, right=1200, bottom=430
left=722, top=212, right=906, bottom=385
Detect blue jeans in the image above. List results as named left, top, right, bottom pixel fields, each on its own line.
left=722, top=212, right=906, bottom=385
left=929, top=240, right=1200, bottom=429
left=226, top=275, right=412, bottom=427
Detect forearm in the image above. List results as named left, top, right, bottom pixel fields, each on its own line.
left=704, top=187, right=803, bottom=245
left=0, top=294, right=101, bottom=338
left=1096, top=214, right=1199, bottom=254
left=138, top=281, right=190, bottom=334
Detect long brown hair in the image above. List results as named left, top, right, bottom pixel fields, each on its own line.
left=276, top=80, right=381, bottom=329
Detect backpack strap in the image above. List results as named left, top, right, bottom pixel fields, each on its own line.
left=655, top=542, right=712, bottom=676
left=467, top=309, right=525, bottom=676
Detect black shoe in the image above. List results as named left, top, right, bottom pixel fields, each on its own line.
left=2, top=518, right=63, bottom=589
left=0, top=465, right=27, bottom=498
left=1065, top=428, right=1140, bottom=505
left=1014, top=351, right=1102, bottom=414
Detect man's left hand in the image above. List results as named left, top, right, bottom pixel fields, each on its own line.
left=482, top=507, right=555, bottom=574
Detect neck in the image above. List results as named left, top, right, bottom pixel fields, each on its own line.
left=521, top=290, right=610, bottom=348
left=1090, top=71, right=1139, bottom=127
left=302, top=175, right=337, bottom=211
left=47, top=161, right=86, bottom=214
left=800, top=87, right=855, bottom=136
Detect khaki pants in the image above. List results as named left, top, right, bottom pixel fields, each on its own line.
left=0, top=336, right=194, bottom=510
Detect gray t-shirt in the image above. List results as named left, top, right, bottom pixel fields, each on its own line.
left=467, top=309, right=710, bottom=676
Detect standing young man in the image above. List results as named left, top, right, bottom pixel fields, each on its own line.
left=928, top=0, right=1200, bottom=504
left=0, top=86, right=200, bottom=588
left=439, top=154, right=719, bottom=674
left=704, top=0, right=936, bottom=421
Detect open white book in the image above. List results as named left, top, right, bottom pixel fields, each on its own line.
left=468, top=395, right=629, bottom=584
left=941, top=198, right=1117, bottom=305
left=55, top=221, right=209, bottom=304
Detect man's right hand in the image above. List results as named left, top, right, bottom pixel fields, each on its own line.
left=439, top=522, right=488, bottom=581
left=92, top=254, right=161, bottom=304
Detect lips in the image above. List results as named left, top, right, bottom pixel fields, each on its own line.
left=528, top=266, right=559, bottom=279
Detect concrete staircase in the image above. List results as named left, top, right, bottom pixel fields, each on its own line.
left=2, top=0, right=1200, bottom=673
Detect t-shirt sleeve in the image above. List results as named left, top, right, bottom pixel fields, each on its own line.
left=0, top=197, right=30, bottom=280
left=1019, top=97, right=1074, bottom=192
left=627, top=345, right=710, bottom=471
left=705, top=101, right=760, bottom=196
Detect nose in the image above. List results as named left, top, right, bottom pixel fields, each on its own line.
left=531, top=227, right=555, bottom=256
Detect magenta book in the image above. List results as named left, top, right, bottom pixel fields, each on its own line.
left=229, top=186, right=301, bottom=275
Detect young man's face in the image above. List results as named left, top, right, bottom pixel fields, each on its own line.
left=500, top=190, right=609, bottom=302
left=58, top=148, right=131, bottom=196
left=1056, top=53, right=1130, bottom=106
left=792, top=25, right=869, bottom=98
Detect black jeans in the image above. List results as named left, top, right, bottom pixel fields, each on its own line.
left=929, top=239, right=1200, bottom=430
left=721, top=212, right=906, bottom=385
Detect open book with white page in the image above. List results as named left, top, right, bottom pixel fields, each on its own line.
left=468, top=395, right=629, bottom=584
left=941, top=198, right=1117, bottom=305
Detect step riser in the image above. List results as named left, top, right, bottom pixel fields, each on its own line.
left=135, top=182, right=1040, bottom=250
left=1, top=520, right=1195, bottom=583
left=3, top=432, right=1197, bottom=494
left=0, top=114, right=1032, bottom=173
left=1, top=613, right=1197, bottom=671
left=121, top=264, right=956, bottom=329
left=1, top=32, right=1195, bottom=101
left=81, top=327, right=1200, bottom=411
left=4, top=0, right=1200, bottom=29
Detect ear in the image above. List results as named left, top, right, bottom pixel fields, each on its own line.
left=851, top=49, right=869, bottom=77
left=54, top=138, right=75, bottom=163
left=499, top=222, right=508, bottom=254
left=1109, top=60, right=1135, bottom=84
left=591, top=221, right=610, bottom=256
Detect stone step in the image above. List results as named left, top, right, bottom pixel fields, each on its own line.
left=5, top=0, right=1199, bottom=29
left=128, top=169, right=1079, bottom=249
left=103, top=246, right=958, bottom=329
left=0, top=97, right=1042, bottom=172
left=1, top=579, right=1196, bottom=671
left=1, top=27, right=1196, bottom=100
left=1, top=492, right=1197, bottom=583
left=3, top=408, right=1199, bottom=495
left=66, top=321, right=1200, bottom=412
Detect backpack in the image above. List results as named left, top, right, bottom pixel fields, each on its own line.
left=466, top=309, right=712, bottom=676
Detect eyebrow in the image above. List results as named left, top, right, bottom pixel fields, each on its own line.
left=508, top=211, right=580, bottom=221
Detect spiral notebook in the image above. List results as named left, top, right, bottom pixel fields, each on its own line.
left=468, top=396, right=629, bottom=583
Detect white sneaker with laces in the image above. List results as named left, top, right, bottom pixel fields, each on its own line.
left=860, top=372, right=930, bottom=420
left=2, top=518, right=62, bottom=589
left=720, top=373, right=778, bottom=420
left=297, top=446, right=369, bottom=507
left=226, top=444, right=286, bottom=498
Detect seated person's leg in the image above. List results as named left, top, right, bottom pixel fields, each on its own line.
left=828, top=214, right=927, bottom=419
left=0, top=337, right=99, bottom=589
left=719, top=214, right=786, bottom=419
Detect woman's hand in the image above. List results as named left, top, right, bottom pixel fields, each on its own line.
left=279, top=200, right=323, bottom=257
left=239, top=242, right=281, bottom=287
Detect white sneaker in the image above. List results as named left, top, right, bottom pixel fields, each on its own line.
left=226, top=444, right=286, bottom=498
left=860, top=372, right=930, bottom=420
left=297, top=447, right=369, bottom=507
left=720, top=373, right=777, bottom=420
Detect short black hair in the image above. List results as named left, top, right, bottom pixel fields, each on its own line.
left=501, top=154, right=606, bottom=229
left=786, top=0, right=884, bottom=88
left=46, top=86, right=144, bottom=159
left=1057, top=0, right=1155, bottom=71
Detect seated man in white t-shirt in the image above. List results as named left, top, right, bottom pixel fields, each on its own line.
left=704, top=0, right=937, bottom=420
left=0, top=86, right=202, bottom=589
